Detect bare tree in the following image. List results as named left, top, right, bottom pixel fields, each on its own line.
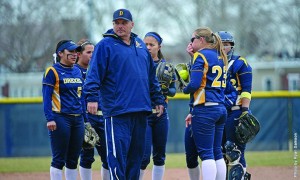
left=0, top=0, right=88, bottom=72
left=0, top=0, right=299, bottom=73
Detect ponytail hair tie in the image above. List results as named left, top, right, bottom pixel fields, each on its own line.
left=53, top=53, right=57, bottom=64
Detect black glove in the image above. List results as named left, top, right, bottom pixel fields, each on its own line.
left=239, top=107, right=250, bottom=118
left=235, top=113, right=260, bottom=144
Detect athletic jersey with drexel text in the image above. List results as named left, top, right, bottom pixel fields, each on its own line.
left=42, top=63, right=84, bottom=121
left=75, top=63, right=103, bottom=113
left=183, top=49, right=226, bottom=107
left=225, top=55, right=252, bottom=107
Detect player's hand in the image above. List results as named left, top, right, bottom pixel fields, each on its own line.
left=47, top=121, right=57, bottom=131
left=185, top=113, right=192, bottom=127
left=186, top=43, right=194, bottom=57
left=239, top=111, right=248, bottom=118
left=87, top=102, right=98, bottom=115
left=156, top=105, right=164, bottom=117
left=239, top=107, right=249, bottom=118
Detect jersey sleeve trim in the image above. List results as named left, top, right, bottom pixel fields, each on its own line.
left=49, top=67, right=61, bottom=112
left=241, top=92, right=251, bottom=100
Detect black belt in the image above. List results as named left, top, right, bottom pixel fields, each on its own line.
left=53, top=111, right=81, bottom=117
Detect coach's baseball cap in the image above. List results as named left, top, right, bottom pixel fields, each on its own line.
left=113, top=9, right=132, bottom=22
left=56, top=40, right=82, bottom=54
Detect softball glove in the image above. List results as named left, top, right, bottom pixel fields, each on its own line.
left=235, top=113, right=260, bottom=144
left=156, top=62, right=174, bottom=92
left=82, top=122, right=100, bottom=149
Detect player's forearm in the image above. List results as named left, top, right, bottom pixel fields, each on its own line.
left=183, top=71, right=202, bottom=94
left=241, top=97, right=251, bottom=108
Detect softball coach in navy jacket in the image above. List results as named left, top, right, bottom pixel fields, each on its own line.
left=83, top=9, right=165, bottom=180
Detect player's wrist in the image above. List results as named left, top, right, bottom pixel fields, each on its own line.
left=241, top=107, right=249, bottom=112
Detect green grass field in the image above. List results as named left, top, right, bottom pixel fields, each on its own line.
left=0, top=151, right=295, bottom=173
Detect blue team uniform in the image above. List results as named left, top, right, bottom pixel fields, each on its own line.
left=75, top=64, right=109, bottom=171
left=183, top=49, right=227, bottom=162
left=83, top=29, right=165, bottom=180
left=140, top=59, right=176, bottom=170
left=42, top=62, right=85, bottom=170
left=225, top=55, right=252, bottom=167
left=75, top=64, right=88, bottom=80
left=184, top=124, right=199, bottom=169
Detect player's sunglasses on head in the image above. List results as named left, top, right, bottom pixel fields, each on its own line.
left=191, top=36, right=201, bottom=43
left=81, top=41, right=93, bottom=47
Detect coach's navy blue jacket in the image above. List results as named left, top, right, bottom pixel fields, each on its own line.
left=84, top=29, right=164, bottom=117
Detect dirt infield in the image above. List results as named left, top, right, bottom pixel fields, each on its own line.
left=0, top=166, right=296, bottom=180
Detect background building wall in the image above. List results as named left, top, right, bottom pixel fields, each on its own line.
left=0, top=73, right=43, bottom=98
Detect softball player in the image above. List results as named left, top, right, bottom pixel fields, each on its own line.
left=75, top=39, right=94, bottom=79
left=218, top=31, right=253, bottom=180
left=83, top=9, right=165, bottom=180
left=42, top=40, right=85, bottom=180
left=139, top=32, right=176, bottom=180
left=184, top=82, right=236, bottom=180
left=183, top=27, right=228, bottom=180
left=75, top=39, right=110, bottom=180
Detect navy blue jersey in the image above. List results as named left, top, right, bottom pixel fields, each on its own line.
left=76, top=63, right=103, bottom=114
left=42, top=63, right=84, bottom=121
left=183, top=49, right=226, bottom=106
left=74, top=64, right=88, bottom=80
left=225, top=55, right=252, bottom=106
